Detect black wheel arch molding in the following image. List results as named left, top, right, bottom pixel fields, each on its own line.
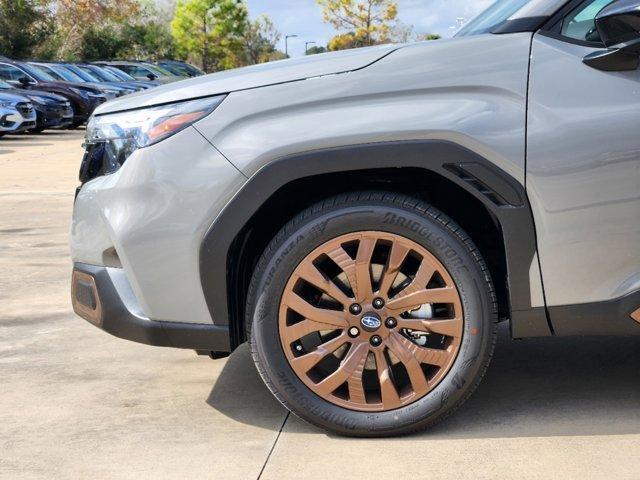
left=199, top=140, right=552, bottom=348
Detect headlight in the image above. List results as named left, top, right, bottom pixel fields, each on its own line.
left=82, top=96, right=225, bottom=176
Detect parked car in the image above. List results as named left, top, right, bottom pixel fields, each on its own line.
left=99, top=64, right=156, bottom=85
left=157, top=60, right=205, bottom=77
left=0, top=92, right=36, bottom=136
left=93, top=61, right=181, bottom=84
left=0, top=58, right=107, bottom=127
left=71, top=0, right=640, bottom=437
left=0, top=79, right=73, bottom=132
left=30, top=62, right=133, bottom=98
left=75, top=64, right=155, bottom=91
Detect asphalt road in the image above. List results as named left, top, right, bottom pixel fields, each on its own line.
left=1, top=130, right=639, bottom=479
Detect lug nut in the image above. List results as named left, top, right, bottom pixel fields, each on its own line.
left=348, top=327, right=360, bottom=338
left=372, top=297, right=385, bottom=309
left=349, top=303, right=362, bottom=315
left=295, top=344, right=303, bottom=352
left=370, top=335, right=382, bottom=347
left=385, top=317, right=397, bottom=329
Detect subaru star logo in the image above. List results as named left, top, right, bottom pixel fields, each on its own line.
left=361, top=315, right=381, bottom=331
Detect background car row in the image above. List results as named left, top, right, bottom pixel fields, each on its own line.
left=0, top=58, right=204, bottom=137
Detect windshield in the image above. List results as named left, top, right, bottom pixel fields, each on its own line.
left=65, top=64, right=100, bottom=82
left=457, top=0, right=533, bottom=36
left=104, top=66, right=136, bottom=81
left=49, top=65, right=84, bottom=82
left=20, top=63, right=56, bottom=82
left=144, top=63, right=174, bottom=77
left=81, top=65, right=119, bottom=82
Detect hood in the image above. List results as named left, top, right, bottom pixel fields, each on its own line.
left=0, top=91, right=30, bottom=104
left=14, top=88, right=68, bottom=103
left=33, top=81, right=104, bottom=94
left=97, top=44, right=401, bottom=115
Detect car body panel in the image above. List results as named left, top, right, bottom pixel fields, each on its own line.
left=196, top=34, right=532, bottom=184
left=95, top=44, right=401, bottom=114
left=527, top=33, right=640, bottom=307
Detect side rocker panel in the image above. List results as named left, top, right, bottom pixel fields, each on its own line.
left=199, top=140, right=551, bottom=345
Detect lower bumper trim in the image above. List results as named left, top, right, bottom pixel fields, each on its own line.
left=72, top=263, right=231, bottom=352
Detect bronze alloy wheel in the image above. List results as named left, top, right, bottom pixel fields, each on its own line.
left=278, top=231, right=463, bottom=412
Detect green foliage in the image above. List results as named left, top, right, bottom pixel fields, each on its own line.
left=171, top=0, right=248, bottom=72
left=306, top=45, right=327, bottom=55
left=318, top=0, right=398, bottom=50
left=242, top=14, right=283, bottom=65
left=0, top=0, right=54, bottom=58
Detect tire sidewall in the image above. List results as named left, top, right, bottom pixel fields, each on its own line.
left=250, top=199, right=494, bottom=436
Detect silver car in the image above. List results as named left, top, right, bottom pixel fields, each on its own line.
left=71, top=0, right=640, bottom=436
left=0, top=93, right=36, bottom=136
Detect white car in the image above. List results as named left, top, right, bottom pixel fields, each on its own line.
left=0, top=92, right=36, bottom=136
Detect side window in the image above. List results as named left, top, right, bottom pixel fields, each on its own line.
left=0, top=63, right=28, bottom=81
left=561, top=0, right=615, bottom=43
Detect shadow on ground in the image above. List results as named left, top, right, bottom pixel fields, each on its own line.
left=207, top=324, right=640, bottom=438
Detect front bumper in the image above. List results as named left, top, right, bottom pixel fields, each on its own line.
left=70, top=126, right=246, bottom=329
left=36, top=104, right=74, bottom=129
left=72, top=263, right=231, bottom=351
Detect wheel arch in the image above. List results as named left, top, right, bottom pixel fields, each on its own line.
left=199, top=140, right=552, bottom=349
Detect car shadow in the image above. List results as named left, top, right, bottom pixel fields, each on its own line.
left=206, top=324, right=640, bottom=438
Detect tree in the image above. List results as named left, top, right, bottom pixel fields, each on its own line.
left=306, top=45, right=327, bottom=55
left=317, top=0, right=398, bottom=50
left=0, top=0, right=54, bottom=58
left=55, top=0, right=141, bottom=59
left=242, top=14, right=283, bottom=65
left=171, top=0, right=248, bottom=72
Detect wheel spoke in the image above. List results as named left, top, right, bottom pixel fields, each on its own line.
left=296, top=263, right=352, bottom=306
left=290, top=333, right=350, bottom=372
left=389, top=331, right=450, bottom=368
left=373, top=349, right=401, bottom=408
left=377, top=241, right=410, bottom=297
left=283, top=290, right=349, bottom=329
left=396, top=317, right=463, bottom=338
left=387, top=286, right=458, bottom=315
left=314, top=342, right=369, bottom=396
left=387, top=332, right=429, bottom=393
left=354, top=235, right=376, bottom=301
left=326, top=235, right=376, bottom=303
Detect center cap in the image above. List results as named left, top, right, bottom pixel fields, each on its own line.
left=360, top=313, right=382, bottom=332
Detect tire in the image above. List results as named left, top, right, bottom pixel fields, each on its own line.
left=247, top=191, right=497, bottom=437
left=32, top=127, right=46, bottom=134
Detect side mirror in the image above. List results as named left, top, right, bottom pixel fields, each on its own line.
left=146, top=73, right=158, bottom=81
left=583, top=0, right=640, bottom=71
left=18, top=76, right=32, bottom=86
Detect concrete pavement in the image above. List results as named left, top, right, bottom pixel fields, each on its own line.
left=1, top=130, right=639, bottom=479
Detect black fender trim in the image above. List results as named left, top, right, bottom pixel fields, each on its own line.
left=548, top=290, right=640, bottom=336
left=200, top=140, right=552, bottom=345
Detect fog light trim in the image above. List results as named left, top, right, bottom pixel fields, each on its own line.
left=72, top=270, right=103, bottom=326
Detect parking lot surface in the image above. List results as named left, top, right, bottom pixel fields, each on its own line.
left=1, top=131, right=640, bottom=479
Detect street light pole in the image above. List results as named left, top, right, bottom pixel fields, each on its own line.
left=285, top=34, right=299, bottom=58
left=305, top=41, right=316, bottom=55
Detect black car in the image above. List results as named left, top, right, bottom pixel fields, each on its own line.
left=0, top=58, right=107, bottom=127
left=0, top=80, right=73, bottom=132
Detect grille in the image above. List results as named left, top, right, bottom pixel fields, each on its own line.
left=16, top=102, right=34, bottom=117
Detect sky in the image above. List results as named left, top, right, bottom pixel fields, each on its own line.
left=245, top=0, right=495, bottom=57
